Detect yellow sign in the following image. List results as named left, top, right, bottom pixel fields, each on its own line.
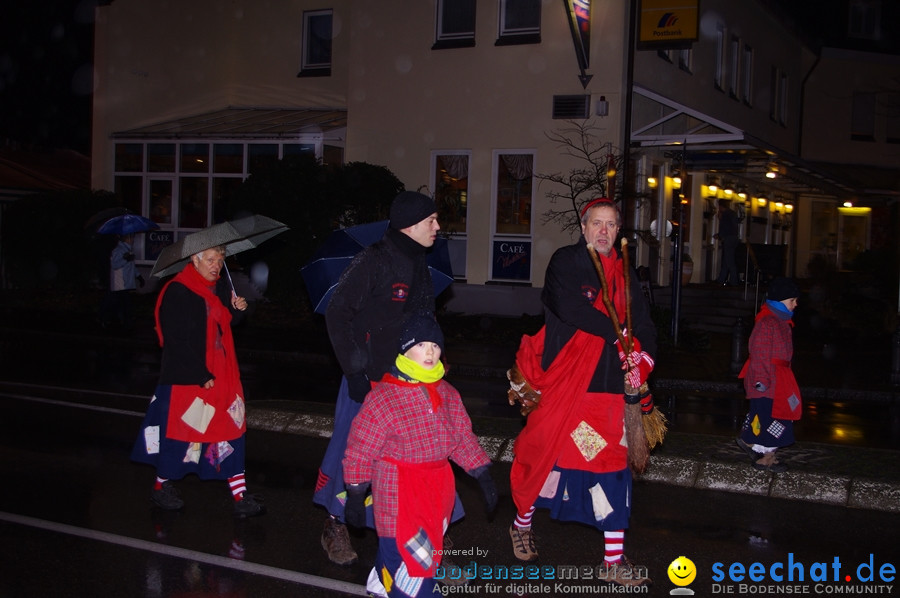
left=638, top=0, right=699, bottom=46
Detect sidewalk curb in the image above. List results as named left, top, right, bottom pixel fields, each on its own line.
left=246, top=406, right=900, bottom=514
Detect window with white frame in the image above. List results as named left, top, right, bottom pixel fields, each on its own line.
left=851, top=92, right=876, bottom=141
left=491, top=151, right=534, bottom=282
left=112, top=140, right=318, bottom=261
left=778, top=71, right=789, bottom=126
left=714, top=24, right=726, bottom=91
left=497, top=0, right=541, bottom=45
left=886, top=93, right=900, bottom=143
left=299, top=9, right=332, bottom=76
left=848, top=0, right=881, bottom=40
left=729, top=35, right=741, bottom=99
left=770, top=66, right=789, bottom=125
left=679, top=48, right=692, bottom=73
left=432, top=151, right=470, bottom=278
left=435, top=0, right=476, bottom=49
left=742, top=44, right=754, bottom=105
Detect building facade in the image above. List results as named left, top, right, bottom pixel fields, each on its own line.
left=91, top=0, right=899, bottom=314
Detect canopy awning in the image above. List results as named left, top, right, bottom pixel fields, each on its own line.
left=112, top=107, right=347, bottom=141
left=630, top=85, right=858, bottom=199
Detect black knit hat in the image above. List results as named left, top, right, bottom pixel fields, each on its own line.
left=767, top=277, right=800, bottom=301
left=389, top=191, right=437, bottom=230
left=399, top=312, right=445, bottom=354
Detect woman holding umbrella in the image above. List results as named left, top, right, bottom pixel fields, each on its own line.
left=131, top=243, right=265, bottom=518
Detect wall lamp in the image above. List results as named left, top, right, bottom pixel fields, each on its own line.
left=647, top=176, right=658, bottom=188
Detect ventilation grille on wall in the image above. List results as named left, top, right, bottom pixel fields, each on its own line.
left=552, top=95, right=590, bottom=119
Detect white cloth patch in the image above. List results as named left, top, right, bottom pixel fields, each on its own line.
left=539, top=470, right=561, bottom=499
left=589, top=482, right=614, bottom=521
left=787, top=393, right=800, bottom=412
left=570, top=421, right=607, bottom=461
left=393, top=560, right=423, bottom=597
left=620, top=420, right=628, bottom=448
left=228, top=394, right=245, bottom=428
left=767, top=420, right=786, bottom=438
left=181, top=397, right=216, bottom=433
left=143, top=425, right=160, bottom=454
left=183, top=442, right=201, bottom=464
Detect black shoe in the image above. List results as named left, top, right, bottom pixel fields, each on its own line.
left=234, top=494, right=266, bottom=518
left=735, top=437, right=757, bottom=462
left=151, top=482, right=184, bottom=511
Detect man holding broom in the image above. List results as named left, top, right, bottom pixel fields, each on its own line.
left=505, top=198, right=658, bottom=588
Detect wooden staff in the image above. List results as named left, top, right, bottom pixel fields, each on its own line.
left=620, top=238, right=633, bottom=354
left=586, top=244, right=627, bottom=349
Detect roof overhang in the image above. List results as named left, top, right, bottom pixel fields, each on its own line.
left=112, top=107, right=347, bottom=142
left=630, top=85, right=857, bottom=199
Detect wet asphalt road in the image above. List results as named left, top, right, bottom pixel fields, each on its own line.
left=1, top=322, right=899, bottom=598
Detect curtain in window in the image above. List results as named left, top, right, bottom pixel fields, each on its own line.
left=441, top=155, right=469, bottom=180
left=501, top=154, right=533, bottom=181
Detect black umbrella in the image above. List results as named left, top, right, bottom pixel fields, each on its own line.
left=300, top=220, right=453, bottom=314
left=150, top=215, right=289, bottom=279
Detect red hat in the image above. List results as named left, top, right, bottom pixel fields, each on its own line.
left=580, top=197, right=616, bottom=219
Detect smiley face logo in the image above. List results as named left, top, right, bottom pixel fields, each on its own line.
left=667, top=556, right=697, bottom=587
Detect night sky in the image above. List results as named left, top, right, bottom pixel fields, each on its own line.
left=0, top=0, right=95, bottom=153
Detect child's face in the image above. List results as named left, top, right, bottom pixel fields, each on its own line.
left=404, top=341, right=442, bottom=369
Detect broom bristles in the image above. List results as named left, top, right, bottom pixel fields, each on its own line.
left=642, top=407, right=668, bottom=449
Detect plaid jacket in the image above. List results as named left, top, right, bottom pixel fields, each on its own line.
left=744, top=304, right=794, bottom=399
left=343, top=375, right=490, bottom=537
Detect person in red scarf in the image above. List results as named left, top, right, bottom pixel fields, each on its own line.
left=507, top=199, right=656, bottom=588
left=736, top=277, right=802, bottom=473
left=131, top=245, right=265, bottom=518
left=342, top=312, right=497, bottom=598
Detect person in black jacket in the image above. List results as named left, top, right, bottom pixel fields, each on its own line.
left=314, top=191, right=441, bottom=567
left=131, top=245, right=265, bottom=518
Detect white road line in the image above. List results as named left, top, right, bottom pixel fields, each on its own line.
left=0, top=511, right=367, bottom=596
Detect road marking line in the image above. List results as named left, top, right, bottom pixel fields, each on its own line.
left=0, top=511, right=367, bottom=596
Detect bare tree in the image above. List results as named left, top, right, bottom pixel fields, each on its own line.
left=535, top=120, right=621, bottom=235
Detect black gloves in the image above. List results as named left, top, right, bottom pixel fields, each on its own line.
left=347, top=373, right=371, bottom=403
left=123, top=252, right=135, bottom=262
left=344, top=484, right=369, bottom=528
left=471, top=466, right=498, bottom=514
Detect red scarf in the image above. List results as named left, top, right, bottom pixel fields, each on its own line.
left=510, top=250, right=626, bottom=513
left=155, top=264, right=246, bottom=442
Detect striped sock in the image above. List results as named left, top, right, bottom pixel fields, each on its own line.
left=154, top=476, right=168, bottom=491
left=604, top=530, right=624, bottom=564
left=514, top=506, right=535, bottom=529
left=228, top=473, right=247, bottom=501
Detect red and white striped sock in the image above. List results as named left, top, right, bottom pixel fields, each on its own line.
left=604, top=530, right=624, bottom=564
left=228, top=473, right=247, bottom=501
left=154, top=476, right=168, bottom=491
left=514, top=506, right=535, bottom=529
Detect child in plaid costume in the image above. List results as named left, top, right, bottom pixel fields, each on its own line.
left=343, top=313, right=497, bottom=598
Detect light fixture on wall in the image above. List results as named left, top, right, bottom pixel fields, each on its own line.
left=785, top=203, right=794, bottom=213
left=757, top=195, right=767, bottom=206
left=766, top=163, right=779, bottom=179
left=672, top=176, right=682, bottom=188
left=596, top=95, right=609, bottom=117
left=737, top=185, right=747, bottom=200
left=722, top=181, right=734, bottom=197
left=706, top=175, right=719, bottom=194
left=647, top=176, right=658, bottom=188
left=843, top=201, right=853, bottom=207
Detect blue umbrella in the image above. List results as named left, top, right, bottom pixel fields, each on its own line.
left=97, top=213, right=160, bottom=235
left=301, top=220, right=453, bottom=314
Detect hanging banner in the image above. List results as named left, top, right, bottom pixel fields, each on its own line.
left=564, top=0, right=591, bottom=71
left=638, top=0, right=699, bottom=49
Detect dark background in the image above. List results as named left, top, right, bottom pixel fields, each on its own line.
left=1, top=0, right=96, bottom=153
